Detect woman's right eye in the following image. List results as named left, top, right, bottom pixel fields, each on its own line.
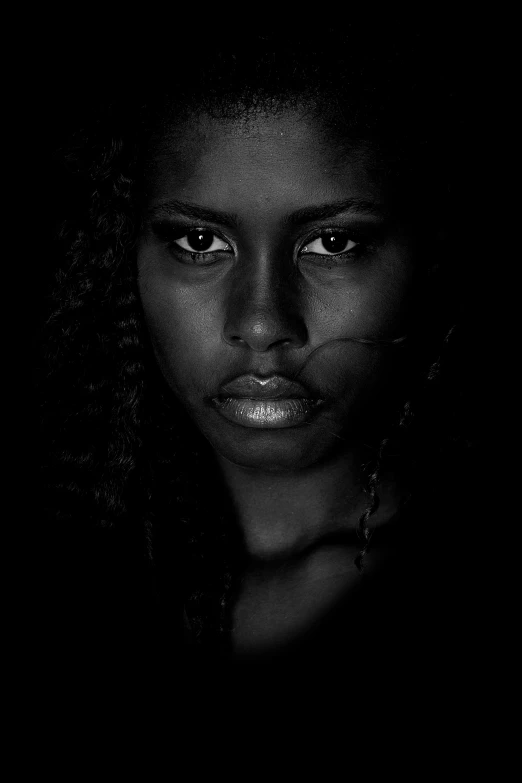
left=173, top=229, right=231, bottom=254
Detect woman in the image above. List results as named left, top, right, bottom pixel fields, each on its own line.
left=40, top=31, right=484, bottom=684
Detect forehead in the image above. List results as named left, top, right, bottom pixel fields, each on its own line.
left=145, top=108, right=385, bottom=214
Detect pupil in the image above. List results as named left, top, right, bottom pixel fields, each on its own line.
left=322, top=233, right=348, bottom=253
left=187, top=230, right=214, bottom=252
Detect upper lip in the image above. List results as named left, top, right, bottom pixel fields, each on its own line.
left=218, top=374, right=317, bottom=400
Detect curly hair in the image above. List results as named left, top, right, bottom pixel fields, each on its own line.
left=40, top=32, right=477, bottom=654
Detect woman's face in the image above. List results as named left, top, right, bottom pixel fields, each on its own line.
left=137, top=107, right=418, bottom=471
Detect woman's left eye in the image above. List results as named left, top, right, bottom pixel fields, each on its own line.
left=301, top=233, right=358, bottom=256
left=173, top=230, right=231, bottom=254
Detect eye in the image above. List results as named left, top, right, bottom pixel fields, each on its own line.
left=173, top=229, right=231, bottom=254
left=301, top=232, right=358, bottom=256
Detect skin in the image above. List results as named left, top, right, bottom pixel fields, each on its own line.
left=137, top=106, right=421, bottom=654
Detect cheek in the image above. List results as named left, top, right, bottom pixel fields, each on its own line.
left=307, top=273, right=411, bottom=345
left=138, top=264, right=223, bottom=392
left=353, top=283, right=410, bottom=337
left=357, top=254, right=416, bottom=337
left=300, top=263, right=414, bottom=411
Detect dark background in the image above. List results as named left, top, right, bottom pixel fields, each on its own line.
left=14, top=16, right=505, bottom=723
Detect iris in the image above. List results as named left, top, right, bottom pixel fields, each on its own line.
left=320, top=233, right=351, bottom=253
left=185, top=229, right=215, bottom=252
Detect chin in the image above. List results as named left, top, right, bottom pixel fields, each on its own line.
left=207, top=424, right=347, bottom=473
left=185, top=394, right=379, bottom=472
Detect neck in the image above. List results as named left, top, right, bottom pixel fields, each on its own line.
left=216, top=448, right=369, bottom=561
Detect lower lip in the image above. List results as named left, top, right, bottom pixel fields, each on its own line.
left=212, top=397, right=324, bottom=429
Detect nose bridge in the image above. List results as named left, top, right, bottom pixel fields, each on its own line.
left=223, top=248, right=306, bottom=351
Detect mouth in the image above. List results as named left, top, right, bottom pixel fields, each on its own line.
left=211, top=397, right=324, bottom=428
left=211, top=374, right=325, bottom=429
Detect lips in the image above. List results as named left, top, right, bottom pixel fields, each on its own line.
left=217, top=374, right=314, bottom=401
left=211, top=373, right=324, bottom=429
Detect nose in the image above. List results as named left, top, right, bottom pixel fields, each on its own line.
left=223, top=257, right=308, bottom=352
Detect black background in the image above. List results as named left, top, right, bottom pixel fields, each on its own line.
left=16, top=15, right=503, bottom=719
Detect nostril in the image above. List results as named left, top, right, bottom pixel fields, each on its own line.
left=223, top=320, right=306, bottom=352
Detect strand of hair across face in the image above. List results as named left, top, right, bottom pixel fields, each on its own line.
left=289, top=334, right=409, bottom=385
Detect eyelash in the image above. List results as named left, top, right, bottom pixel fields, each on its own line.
left=152, top=222, right=369, bottom=266
left=300, top=229, right=367, bottom=266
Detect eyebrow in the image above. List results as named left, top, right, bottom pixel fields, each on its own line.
left=148, top=200, right=240, bottom=229
left=285, top=198, right=386, bottom=225
left=147, top=197, right=385, bottom=228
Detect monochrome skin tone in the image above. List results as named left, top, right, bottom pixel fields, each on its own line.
left=137, top=106, right=422, bottom=655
